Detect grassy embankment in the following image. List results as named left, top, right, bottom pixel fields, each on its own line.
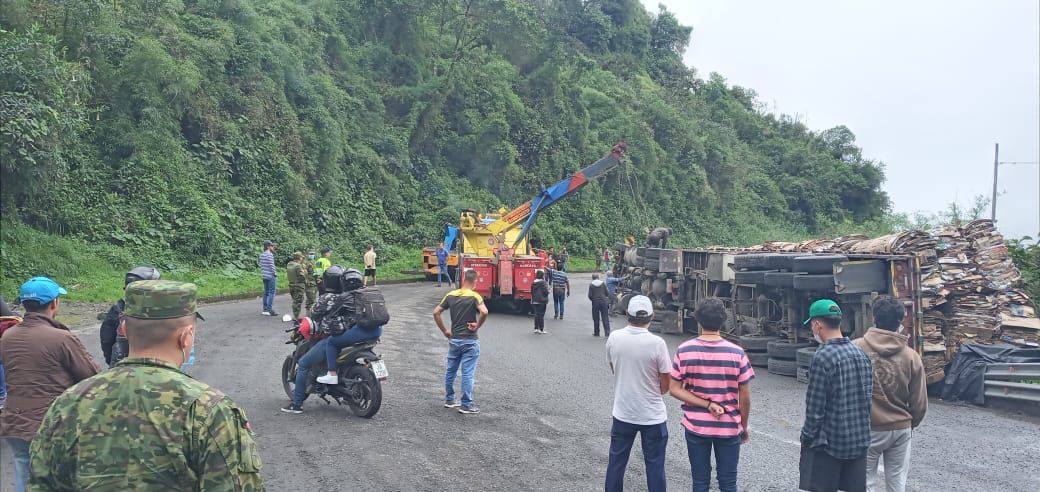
left=1, top=222, right=424, bottom=303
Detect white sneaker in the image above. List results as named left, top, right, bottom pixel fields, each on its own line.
left=316, top=374, right=338, bottom=384
left=261, top=311, right=272, bottom=316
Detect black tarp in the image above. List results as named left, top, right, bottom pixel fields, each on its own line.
left=940, top=343, right=1040, bottom=405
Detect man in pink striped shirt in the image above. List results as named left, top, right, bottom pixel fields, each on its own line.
left=669, top=298, right=754, bottom=492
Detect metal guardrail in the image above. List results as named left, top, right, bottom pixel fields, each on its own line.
left=984, top=363, right=1040, bottom=405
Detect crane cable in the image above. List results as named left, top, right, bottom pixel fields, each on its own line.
left=622, top=159, right=653, bottom=231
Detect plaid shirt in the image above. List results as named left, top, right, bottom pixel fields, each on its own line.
left=800, top=337, right=873, bottom=459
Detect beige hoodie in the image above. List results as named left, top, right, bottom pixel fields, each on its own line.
left=854, top=327, right=928, bottom=431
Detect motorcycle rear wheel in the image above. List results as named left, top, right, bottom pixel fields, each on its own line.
left=281, top=356, right=297, bottom=401
left=342, top=364, right=382, bottom=418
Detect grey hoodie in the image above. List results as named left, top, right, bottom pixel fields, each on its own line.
left=853, top=327, right=928, bottom=431
left=588, top=279, right=608, bottom=301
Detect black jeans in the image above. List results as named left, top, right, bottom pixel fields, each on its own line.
left=533, top=303, right=546, bottom=330
left=592, top=298, right=611, bottom=335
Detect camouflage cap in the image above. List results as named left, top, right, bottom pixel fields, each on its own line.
left=124, top=280, right=205, bottom=320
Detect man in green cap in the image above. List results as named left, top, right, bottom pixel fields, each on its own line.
left=799, top=299, right=872, bottom=492
left=303, top=250, right=318, bottom=315
left=287, top=252, right=306, bottom=320
left=29, top=280, right=265, bottom=491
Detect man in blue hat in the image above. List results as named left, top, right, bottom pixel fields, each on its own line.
left=0, top=277, right=100, bottom=492
left=798, top=299, right=873, bottom=492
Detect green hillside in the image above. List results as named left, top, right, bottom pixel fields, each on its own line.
left=1, top=0, right=888, bottom=299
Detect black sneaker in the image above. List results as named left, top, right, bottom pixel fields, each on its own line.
left=458, top=405, right=480, bottom=414
left=269, top=311, right=280, bottom=317
left=280, top=403, right=303, bottom=414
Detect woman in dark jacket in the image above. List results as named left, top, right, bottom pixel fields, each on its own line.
left=531, top=271, right=550, bottom=334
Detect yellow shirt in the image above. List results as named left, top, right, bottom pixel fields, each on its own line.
left=364, top=250, right=377, bottom=268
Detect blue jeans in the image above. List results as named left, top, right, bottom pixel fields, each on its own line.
left=262, top=277, right=276, bottom=312
left=325, top=325, right=383, bottom=370
left=292, top=339, right=327, bottom=406
left=606, top=418, right=668, bottom=492
left=3, top=437, right=30, bottom=492
left=553, top=292, right=566, bottom=317
left=444, top=339, right=480, bottom=406
left=685, top=431, right=742, bottom=492
left=437, top=263, right=453, bottom=285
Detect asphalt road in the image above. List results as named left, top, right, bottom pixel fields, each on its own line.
left=3, top=275, right=1039, bottom=491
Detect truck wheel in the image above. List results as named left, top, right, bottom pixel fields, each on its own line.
left=734, top=270, right=776, bottom=285
left=767, top=358, right=798, bottom=377
left=792, top=274, right=836, bottom=291
left=767, top=340, right=814, bottom=360
left=748, top=351, right=769, bottom=368
left=796, top=347, right=818, bottom=367
left=791, top=255, right=848, bottom=275
left=796, top=366, right=810, bottom=383
left=739, top=335, right=780, bottom=352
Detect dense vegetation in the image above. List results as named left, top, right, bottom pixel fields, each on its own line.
left=1, top=0, right=891, bottom=298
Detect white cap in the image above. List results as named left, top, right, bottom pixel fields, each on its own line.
left=627, top=295, right=654, bottom=317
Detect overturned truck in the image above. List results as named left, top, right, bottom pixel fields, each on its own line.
left=612, top=244, right=927, bottom=382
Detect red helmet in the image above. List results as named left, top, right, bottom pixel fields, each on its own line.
left=298, top=317, right=315, bottom=340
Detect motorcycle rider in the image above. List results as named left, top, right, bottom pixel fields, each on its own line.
left=281, top=266, right=382, bottom=414
left=100, top=266, right=160, bottom=367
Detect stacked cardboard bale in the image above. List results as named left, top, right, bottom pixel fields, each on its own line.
left=997, top=289, right=1039, bottom=347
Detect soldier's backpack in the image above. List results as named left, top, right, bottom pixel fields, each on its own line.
left=352, top=287, right=390, bottom=329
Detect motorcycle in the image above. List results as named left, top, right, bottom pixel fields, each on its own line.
left=282, top=318, right=387, bottom=418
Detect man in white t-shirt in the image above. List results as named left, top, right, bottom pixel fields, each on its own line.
left=604, top=295, right=670, bottom=492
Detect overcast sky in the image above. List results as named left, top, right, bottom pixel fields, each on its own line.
left=644, top=0, right=1040, bottom=238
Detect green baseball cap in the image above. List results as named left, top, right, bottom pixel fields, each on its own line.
left=124, top=280, right=204, bottom=320
left=804, top=299, right=842, bottom=325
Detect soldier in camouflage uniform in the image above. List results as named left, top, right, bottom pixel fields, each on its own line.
left=287, top=251, right=306, bottom=320
left=303, top=250, right=318, bottom=315
left=29, top=280, right=265, bottom=491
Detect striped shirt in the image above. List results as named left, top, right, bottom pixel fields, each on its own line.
left=548, top=269, right=569, bottom=293
left=258, top=251, right=276, bottom=279
left=670, top=338, right=754, bottom=437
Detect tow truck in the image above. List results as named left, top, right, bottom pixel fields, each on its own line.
left=429, top=141, right=626, bottom=311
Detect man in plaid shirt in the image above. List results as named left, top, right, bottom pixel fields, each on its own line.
left=799, top=299, right=873, bottom=492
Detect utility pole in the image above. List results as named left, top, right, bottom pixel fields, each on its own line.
left=990, top=143, right=999, bottom=221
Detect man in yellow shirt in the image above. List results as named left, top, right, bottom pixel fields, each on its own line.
left=315, top=247, right=332, bottom=294
left=363, top=245, right=377, bottom=286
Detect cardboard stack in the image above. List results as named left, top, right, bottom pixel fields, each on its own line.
left=997, top=289, right=1039, bottom=347
left=963, top=220, right=1023, bottom=291
left=921, top=310, right=948, bottom=383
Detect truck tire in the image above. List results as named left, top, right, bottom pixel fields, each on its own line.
left=796, top=347, right=817, bottom=367
left=734, top=253, right=797, bottom=271
left=791, top=255, right=848, bottom=275
left=734, top=270, right=776, bottom=285
left=768, top=358, right=798, bottom=377
left=796, top=366, right=810, bottom=383
left=767, top=340, right=814, bottom=360
left=763, top=272, right=806, bottom=288
left=748, top=351, right=769, bottom=368
left=792, top=274, right=836, bottom=291
left=739, top=335, right=780, bottom=352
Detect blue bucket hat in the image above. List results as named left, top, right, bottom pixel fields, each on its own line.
left=18, top=277, right=68, bottom=304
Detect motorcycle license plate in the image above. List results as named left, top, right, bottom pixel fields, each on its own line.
left=371, top=360, right=388, bottom=380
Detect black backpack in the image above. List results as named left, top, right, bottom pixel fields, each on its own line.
left=352, top=288, right=390, bottom=329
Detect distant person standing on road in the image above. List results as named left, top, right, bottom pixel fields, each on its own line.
left=29, top=280, right=265, bottom=491
left=588, top=273, right=611, bottom=337
left=436, top=242, right=453, bottom=287
left=559, top=247, right=569, bottom=271
left=433, top=269, right=489, bottom=414
left=596, top=250, right=603, bottom=271
left=287, top=252, right=306, bottom=320
left=604, top=295, right=671, bottom=492
left=531, top=270, right=550, bottom=334
left=800, top=299, right=873, bottom=492
left=315, top=247, right=333, bottom=294
left=603, top=248, right=613, bottom=273
left=546, top=260, right=570, bottom=320
left=259, top=240, right=278, bottom=316
left=669, top=298, right=754, bottom=492
left=1, top=277, right=100, bottom=492
left=854, top=296, right=927, bottom=492
left=364, top=245, right=378, bottom=286
left=303, top=250, right=318, bottom=315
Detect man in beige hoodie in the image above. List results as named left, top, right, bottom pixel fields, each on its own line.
left=853, top=296, right=928, bottom=492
